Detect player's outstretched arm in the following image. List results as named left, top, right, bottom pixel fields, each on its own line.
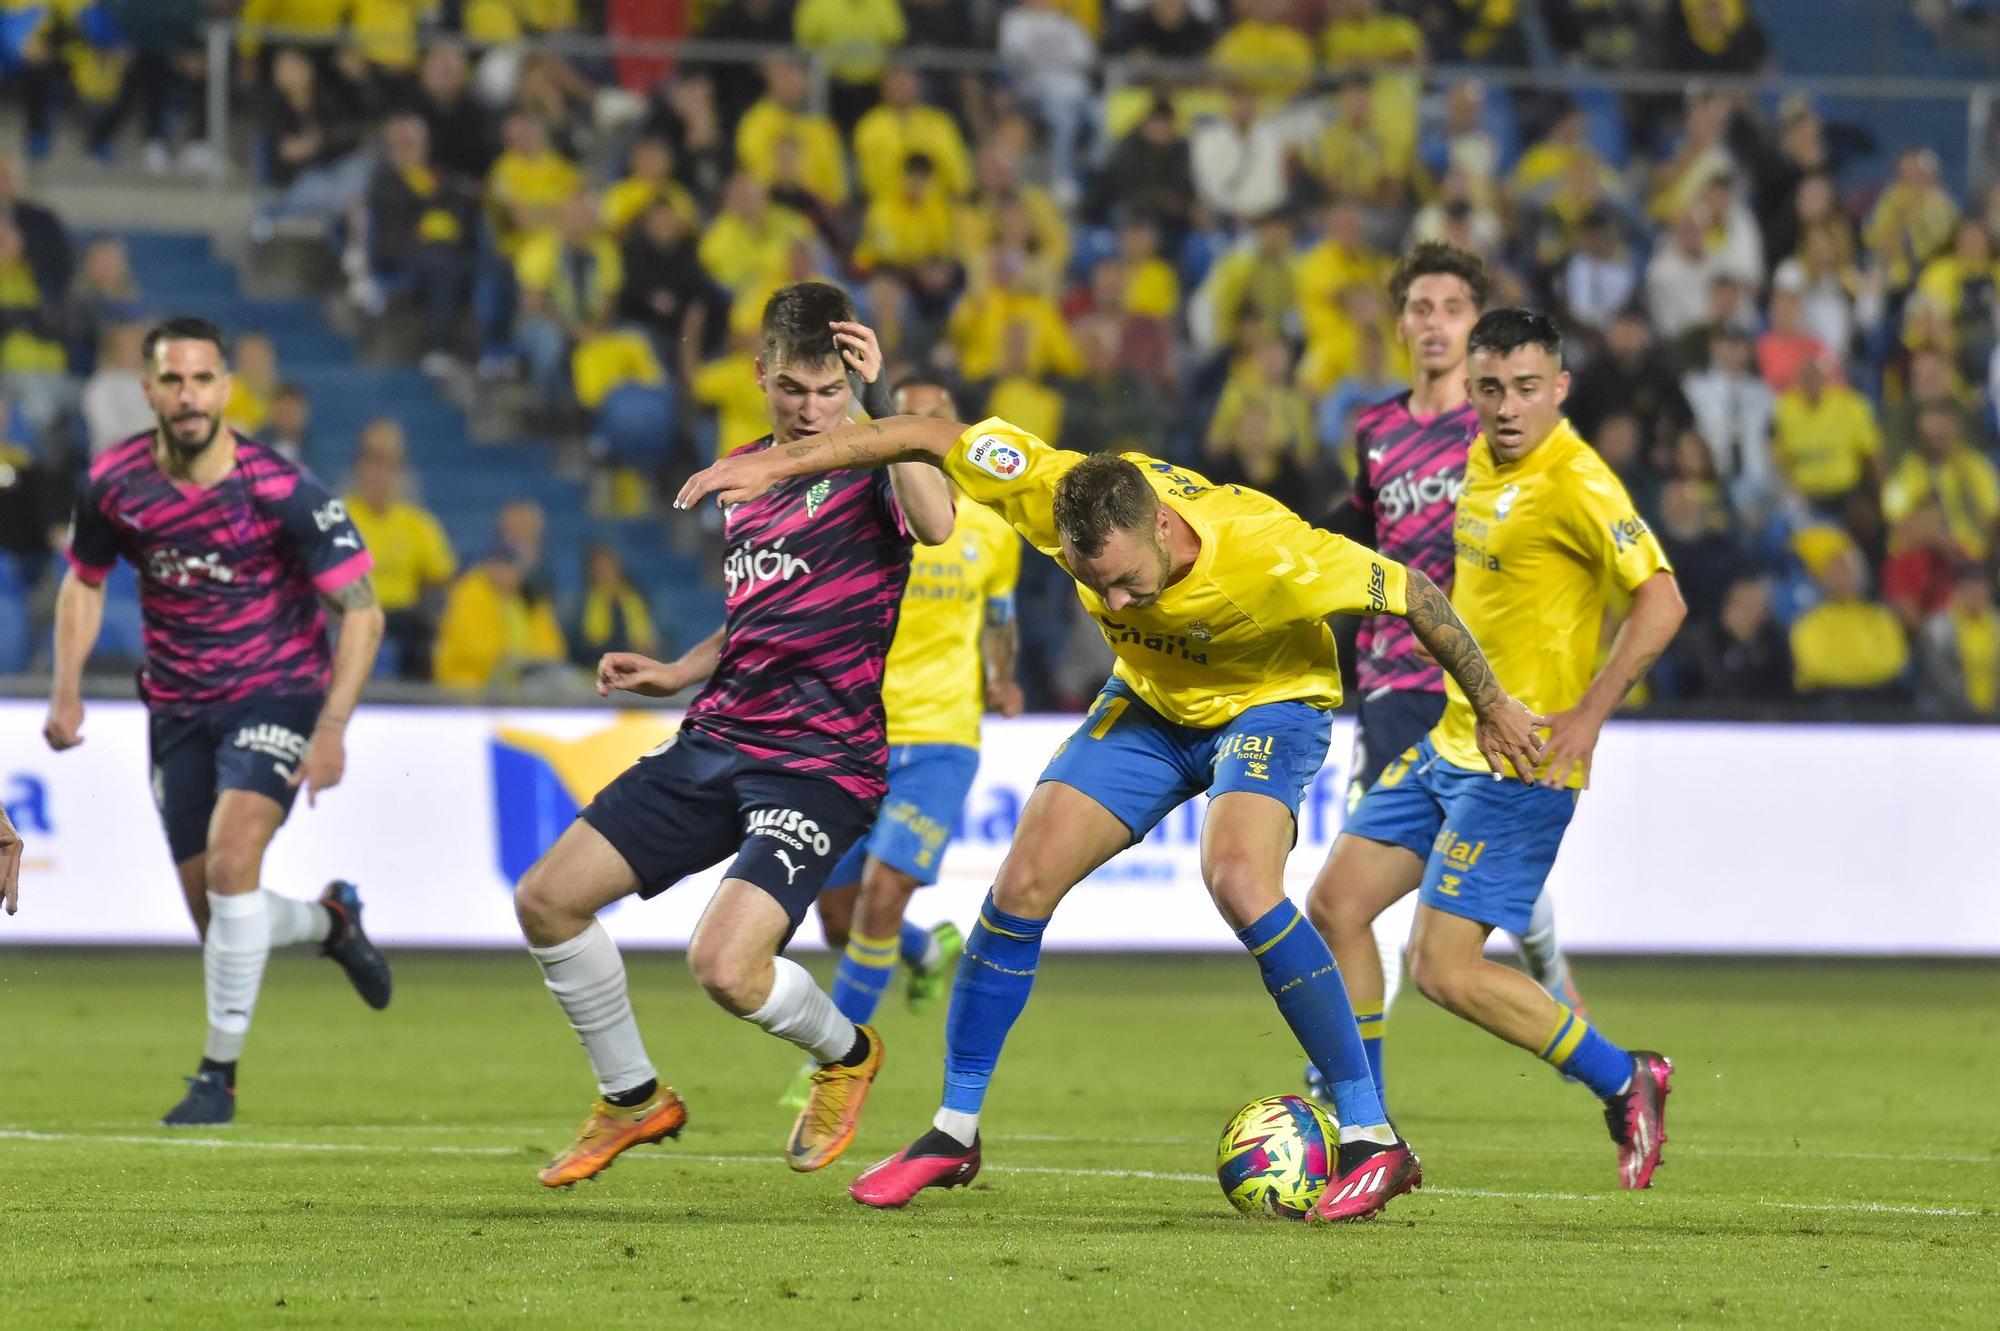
left=597, top=625, right=726, bottom=699
left=295, top=574, right=386, bottom=807
left=674, top=415, right=965, bottom=510
left=1400, top=569, right=1546, bottom=780
left=0, top=804, right=21, bottom=916
left=1534, top=571, right=1686, bottom=789
left=44, top=570, right=106, bottom=751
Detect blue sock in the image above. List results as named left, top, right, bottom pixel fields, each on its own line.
left=1354, top=999, right=1387, bottom=1110
left=829, top=932, right=898, bottom=1026
left=940, top=894, right=1047, bottom=1115
left=898, top=918, right=931, bottom=969
left=1238, top=900, right=1388, bottom=1131
left=1539, top=1004, right=1633, bottom=1099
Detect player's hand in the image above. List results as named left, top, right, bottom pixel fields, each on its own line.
left=0, top=807, right=22, bottom=916
left=675, top=450, right=782, bottom=511
left=43, top=696, right=84, bottom=751
left=1473, top=693, right=1546, bottom=782
left=986, top=676, right=1026, bottom=718
left=1531, top=704, right=1604, bottom=789
left=830, top=320, right=883, bottom=383
left=289, top=727, right=346, bottom=808
left=597, top=652, right=691, bottom=698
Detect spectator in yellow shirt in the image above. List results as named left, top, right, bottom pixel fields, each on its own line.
left=1199, top=211, right=1299, bottom=351
left=1772, top=355, right=1882, bottom=506
left=487, top=111, right=582, bottom=257
left=736, top=54, right=850, bottom=208
left=1921, top=568, right=2000, bottom=714
left=1210, top=0, right=1315, bottom=101
left=1115, top=217, right=1180, bottom=319
left=1865, top=147, right=1960, bottom=294
left=1909, top=218, right=2000, bottom=356
left=1296, top=198, right=1392, bottom=347
left=985, top=320, right=1068, bottom=447
left=957, top=143, right=1073, bottom=293
left=224, top=333, right=279, bottom=436
left=434, top=541, right=570, bottom=693
left=692, top=331, right=774, bottom=458
left=947, top=249, right=1083, bottom=382
left=1320, top=0, right=1425, bottom=168
left=852, top=64, right=973, bottom=200
left=601, top=134, right=698, bottom=238
left=793, top=0, right=907, bottom=129
left=855, top=153, right=957, bottom=274
left=1297, top=280, right=1408, bottom=395
left=568, top=542, right=660, bottom=667
left=1790, top=542, right=1910, bottom=701
left=1207, top=330, right=1314, bottom=472
left=514, top=193, right=622, bottom=411
left=344, top=418, right=456, bottom=680
left=1882, top=406, right=2000, bottom=559
left=1310, top=75, right=1416, bottom=213
left=697, top=173, right=814, bottom=293
left=1510, top=103, right=1614, bottom=205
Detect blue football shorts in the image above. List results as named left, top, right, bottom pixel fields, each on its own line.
left=825, top=742, right=982, bottom=888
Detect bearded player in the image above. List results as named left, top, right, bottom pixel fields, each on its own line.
left=679, top=413, right=1542, bottom=1223
left=47, top=317, right=390, bottom=1127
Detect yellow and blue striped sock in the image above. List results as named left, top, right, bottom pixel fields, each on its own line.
left=1539, top=1003, right=1632, bottom=1099
left=830, top=931, right=899, bottom=1027
left=1354, top=1000, right=1387, bottom=1108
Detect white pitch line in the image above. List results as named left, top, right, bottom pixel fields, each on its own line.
left=998, top=1133, right=1994, bottom=1166
left=0, top=1130, right=1986, bottom=1219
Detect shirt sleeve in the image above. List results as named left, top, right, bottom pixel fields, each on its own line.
left=64, top=477, right=121, bottom=585
left=941, top=417, right=1083, bottom=554
left=1255, top=511, right=1410, bottom=625
left=1551, top=454, right=1675, bottom=593
left=272, top=468, right=375, bottom=594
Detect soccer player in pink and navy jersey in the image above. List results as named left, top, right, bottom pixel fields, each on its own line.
left=1304, top=244, right=1586, bottom=1111
left=46, top=317, right=391, bottom=1127
left=515, top=282, right=956, bottom=1188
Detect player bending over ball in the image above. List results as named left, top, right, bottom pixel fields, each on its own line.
left=47, top=317, right=391, bottom=1126
left=678, top=410, right=1542, bottom=1222
left=1310, top=308, right=1685, bottom=1190
left=515, top=283, right=954, bottom=1186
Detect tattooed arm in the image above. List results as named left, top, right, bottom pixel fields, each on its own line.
left=1532, top=571, right=1685, bottom=789
left=1400, top=568, right=1546, bottom=781
left=675, top=415, right=966, bottom=510
left=298, top=574, right=386, bottom=805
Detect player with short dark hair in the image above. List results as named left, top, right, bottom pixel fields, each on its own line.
left=1313, top=307, right=1687, bottom=1191
left=780, top=376, right=1024, bottom=1109
left=677, top=406, right=1543, bottom=1222
left=1306, top=242, right=1586, bottom=1112
left=47, top=316, right=392, bottom=1127
left=517, top=282, right=956, bottom=1187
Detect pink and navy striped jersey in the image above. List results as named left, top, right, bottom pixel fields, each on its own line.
left=681, top=436, right=913, bottom=802
left=66, top=432, right=374, bottom=712
left=1345, top=395, right=1477, bottom=697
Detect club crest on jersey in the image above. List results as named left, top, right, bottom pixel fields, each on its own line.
left=805, top=478, right=832, bottom=518
left=1494, top=483, right=1519, bottom=522
left=966, top=434, right=1026, bottom=479
left=1187, top=620, right=1213, bottom=641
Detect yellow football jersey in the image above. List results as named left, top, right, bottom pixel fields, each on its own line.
left=1433, top=419, right=1673, bottom=786
left=881, top=500, right=1022, bottom=749
left=944, top=419, right=1408, bottom=729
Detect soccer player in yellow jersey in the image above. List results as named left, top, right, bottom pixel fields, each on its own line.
left=778, top=378, right=1025, bottom=1109
left=678, top=402, right=1543, bottom=1223
left=1310, top=309, right=1688, bottom=1192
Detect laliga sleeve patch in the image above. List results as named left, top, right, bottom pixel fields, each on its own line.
left=964, top=434, right=1028, bottom=480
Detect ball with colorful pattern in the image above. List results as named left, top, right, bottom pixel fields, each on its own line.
left=1216, top=1094, right=1337, bottom=1220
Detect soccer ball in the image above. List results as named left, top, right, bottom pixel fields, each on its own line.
left=1216, top=1094, right=1336, bottom=1219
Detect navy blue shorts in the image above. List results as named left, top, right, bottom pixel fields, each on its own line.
left=1041, top=678, right=1333, bottom=841
left=581, top=727, right=876, bottom=929
left=148, top=694, right=322, bottom=863
left=1346, top=689, right=1448, bottom=808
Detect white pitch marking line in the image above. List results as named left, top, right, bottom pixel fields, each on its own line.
left=0, top=1130, right=1985, bottom=1219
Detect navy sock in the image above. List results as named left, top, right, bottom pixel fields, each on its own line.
left=940, top=893, right=1047, bottom=1115
left=1237, top=900, right=1387, bottom=1131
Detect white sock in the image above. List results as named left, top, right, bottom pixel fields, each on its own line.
left=932, top=1107, right=979, bottom=1147
left=529, top=920, right=657, bottom=1097
left=916, top=927, right=943, bottom=973
left=262, top=890, right=331, bottom=948
left=203, top=892, right=272, bottom=1063
left=745, top=956, right=856, bottom=1064
left=1337, top=1123, right=1399, bottom=1146
left=1370, top=910, right=1406, bottom=1013
left=1514, top=888, right=1567, bottom=992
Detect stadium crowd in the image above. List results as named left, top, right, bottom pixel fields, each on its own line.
left=0, top=0, right=1997, bottom=716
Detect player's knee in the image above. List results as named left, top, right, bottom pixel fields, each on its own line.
left=203, top=845, right=258, bottom=897
left=1407, top=944, right=1472, bottom=1014
left=1305, top=878, right=1370, bottom=944
left=513, top=861, right=574, bottom=945
left=686, top=939, right=767, bottom=1016
left=991, top=853, right=1067, bottom=918
left=1203, top=856, right=1281, bottom=932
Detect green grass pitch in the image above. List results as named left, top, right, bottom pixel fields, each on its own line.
left=2, top=950, right=1996, bottom=1328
